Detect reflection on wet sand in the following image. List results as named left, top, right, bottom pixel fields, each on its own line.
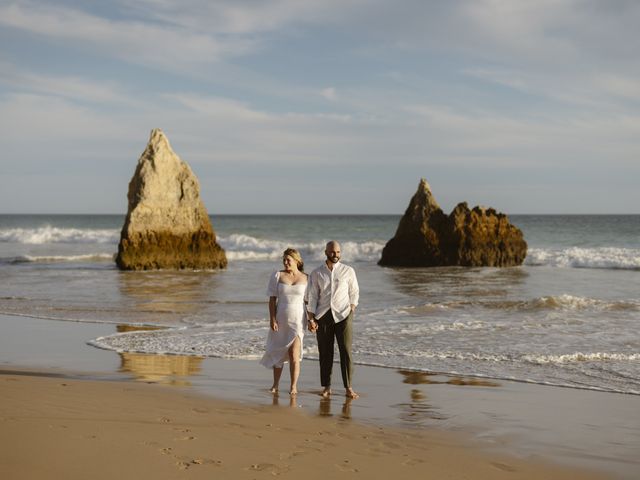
left=399, top=370, right=500, bottom=387
left=116, top=324, right=164, bottom=333
left=271, top=393, right=298, bottom=408
left=394, top=370, right=500, bottom=425
left=117, top=270, right=221, bottom=320
left=393, top=387, right=446, bottom=424
left=318, top=396, right=352, bottom=419
left=119, top=351, right=203, bottom=386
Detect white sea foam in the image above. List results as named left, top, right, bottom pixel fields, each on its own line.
left=0, top=226, right=119, bottom=244
left=218, top=234, right=384, bottom=262
left=7, top=253, right=115, bottom=264
left=523, top=352, right=640, bottom=364
left=89, top=324, right=319, bottom=360
left=526, top=247, right=640, bottom=270
left=527, top=294, right=602, bottom=311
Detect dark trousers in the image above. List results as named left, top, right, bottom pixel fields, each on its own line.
left=316, top=310, right=353, bottom=388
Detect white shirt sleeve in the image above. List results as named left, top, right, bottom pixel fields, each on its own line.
left=306, top=271, right=319, bottom=315
left=348, top=267, right=359, bottom=307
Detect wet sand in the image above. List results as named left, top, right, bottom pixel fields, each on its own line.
left=1, top=314, right=638, bottom=479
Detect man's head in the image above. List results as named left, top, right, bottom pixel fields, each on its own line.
left=325, top=241, right=341, bottom=264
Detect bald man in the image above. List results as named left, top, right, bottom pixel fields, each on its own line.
left=306, top=241, right=360, bottom=399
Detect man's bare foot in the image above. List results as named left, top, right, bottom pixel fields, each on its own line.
left=345, top=388, right=359, bottom=399
left=269, top=386, right=278, bottom=394
left=320, top=387, right=332, bottom=398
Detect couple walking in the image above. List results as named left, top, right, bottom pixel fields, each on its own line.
left=259, top=241, right=360, bottom=399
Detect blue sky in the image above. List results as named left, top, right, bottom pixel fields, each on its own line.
left=1, top=0, right=639, bottom=214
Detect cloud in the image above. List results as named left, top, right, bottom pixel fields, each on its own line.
left=0, top=1, right=256, bottom=69
left=595, top=74, right=640, bottom=101
left=119, top=0, right=368, bottom=34
left=0, top=61, right=132, bottom=105
left=320, top=87, right=337, bottom=101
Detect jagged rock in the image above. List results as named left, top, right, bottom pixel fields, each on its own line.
left=116, top=129, right=227, bottom=270
left=379, top=179, right=527, bottom=267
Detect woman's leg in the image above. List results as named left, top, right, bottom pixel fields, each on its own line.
left=288, top=336, right=301, bottom=395
left=270, top=366, right=283, bottom=393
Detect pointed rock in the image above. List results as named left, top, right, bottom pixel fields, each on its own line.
left=116, top=129, right=227, bottom=270
left=378, top=179, right=449, bottom=266
left=379, top=179, right=527, bottom=267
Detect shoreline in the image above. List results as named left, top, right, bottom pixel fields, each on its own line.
left=1, top=313, right=639, bottom=478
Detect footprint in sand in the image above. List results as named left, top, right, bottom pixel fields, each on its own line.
left=491, top=462, right=517, bottom=472
left=401, top=457, right=424, bottom=466
left=248, top=463, right=289, bottom=475
left=160, top=447, right=173, bottom=455
left=173, top=454, right=223, bottom=470
left=158, top=417, right=171, bottom=424
left=174, top=436, right=197, bottom=441
left=334, top=460, right=359, bottom=473
left=279, top=450, right=306, bottom=460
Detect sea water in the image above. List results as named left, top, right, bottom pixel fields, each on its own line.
left=1, top=214, right=639, bottom=395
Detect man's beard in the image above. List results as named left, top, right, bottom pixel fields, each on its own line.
left=327, top=256, right=340, bottom=263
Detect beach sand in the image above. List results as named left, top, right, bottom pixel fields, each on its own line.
left=1, top=314, right=637, bottom=479
left=0, top=371, right=608, bottom=480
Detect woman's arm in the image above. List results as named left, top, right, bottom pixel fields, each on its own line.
left=269, top=296, right=278, bottom=331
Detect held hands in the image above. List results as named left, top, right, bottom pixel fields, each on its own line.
left=270, top=319, right=278, bottom=332
left=308, top=318, right=318, bottom=333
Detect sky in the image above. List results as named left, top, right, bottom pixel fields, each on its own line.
left=1, top=0, right=639, bottom=214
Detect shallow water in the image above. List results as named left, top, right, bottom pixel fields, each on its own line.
left=1, top=214, right=639, bottom=394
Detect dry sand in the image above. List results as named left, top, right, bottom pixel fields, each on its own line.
left=0, top=371, right=609, bottom=480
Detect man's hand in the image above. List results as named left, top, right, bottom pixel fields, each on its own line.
left=308, top=319, right=317, bottom=333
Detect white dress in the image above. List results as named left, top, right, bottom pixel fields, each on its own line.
left=259, top=271, right=306, bottom=369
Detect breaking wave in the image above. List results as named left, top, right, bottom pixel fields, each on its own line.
left=3, top=253, right=115, bottom=264
left=526, top=247, right=640, bottom=270
left=524, top=352, right=640, bottom=364
left=219, top=234, right=384, bottom=262
left=0, top=226, right=119, bottom=244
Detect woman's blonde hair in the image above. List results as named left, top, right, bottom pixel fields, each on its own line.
left=283, top=248, right=304, bottom=272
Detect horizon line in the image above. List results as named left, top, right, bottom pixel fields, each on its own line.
left=1, top=212, right=639, bottom=216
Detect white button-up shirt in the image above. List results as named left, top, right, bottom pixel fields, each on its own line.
left=306, top=261, right=359, bottom=323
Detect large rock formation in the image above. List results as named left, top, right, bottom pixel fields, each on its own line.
left=379, top=179, right=527, bottom=267
left=116, top=129, right=227, bottom=270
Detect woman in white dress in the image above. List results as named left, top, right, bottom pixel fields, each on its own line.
left=260, top=248, right=307, bottom=395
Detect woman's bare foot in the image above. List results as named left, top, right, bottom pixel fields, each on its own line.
left=320, top=387, right=332, bottom=398
left=289, top=386, right=298, bottom=396
left=345, top=388, right=359, bottom=399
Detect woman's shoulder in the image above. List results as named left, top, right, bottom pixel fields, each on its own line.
left=268, top=270, right=282, bottom=282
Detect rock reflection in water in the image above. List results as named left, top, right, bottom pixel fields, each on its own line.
left=386, top=266, right=527, bottom=302
left=399, top=370, right=439, bottom=384
left=119, top=351, right=203, bottom=386
left=399, top=370, right=500, bottom=387
left=117, top=270, right=220, bottom=322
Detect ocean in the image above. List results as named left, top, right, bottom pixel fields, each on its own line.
left=1, top=214, right=639, bottom=395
